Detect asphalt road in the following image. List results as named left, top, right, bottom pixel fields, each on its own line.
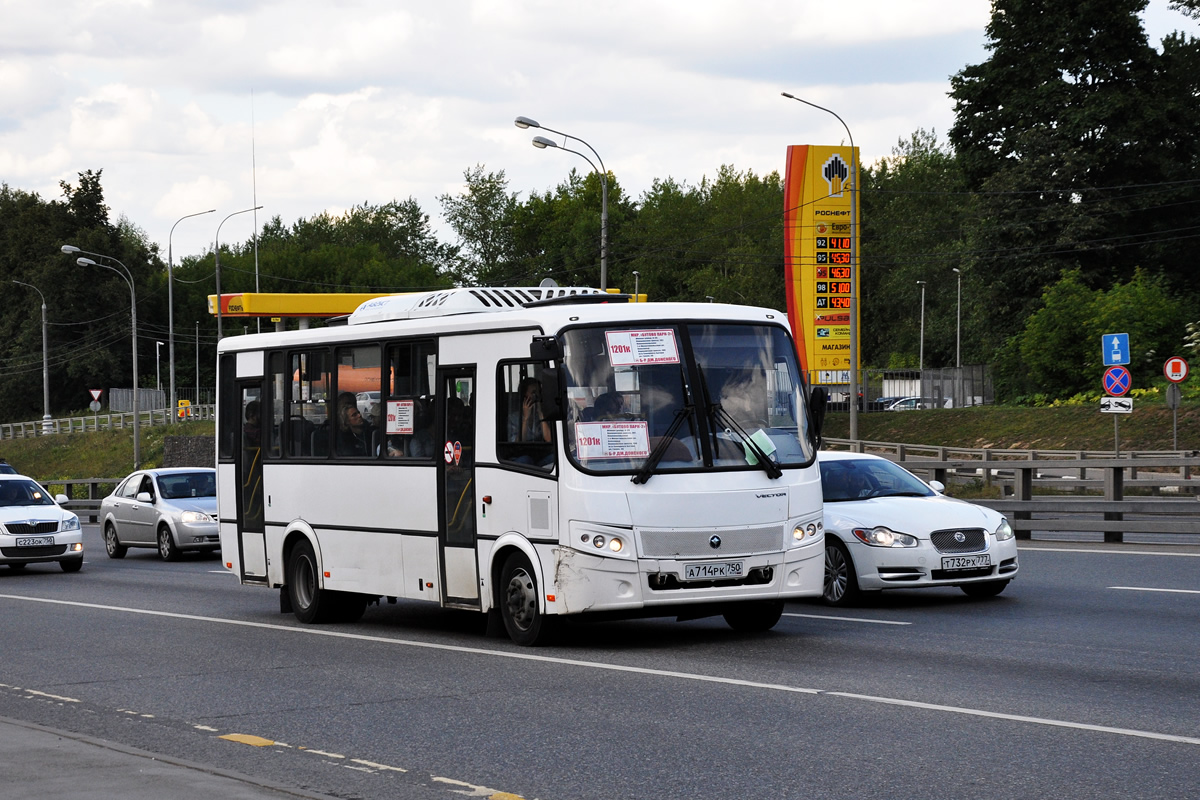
left=1, top=524, right=1198, bottom=800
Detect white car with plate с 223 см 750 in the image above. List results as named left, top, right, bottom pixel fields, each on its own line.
left=819, top=451, right=1018, bottom=606
left=0, top=475, right=84, bottom=573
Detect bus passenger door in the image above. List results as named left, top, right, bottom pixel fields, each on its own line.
left=438, top=368, right=479, bottom=607
left=236, top=383, right=267, bottom=578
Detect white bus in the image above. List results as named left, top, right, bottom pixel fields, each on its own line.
left=217, top=287, right=829, bottom=645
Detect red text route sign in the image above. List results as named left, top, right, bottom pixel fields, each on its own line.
left=1164, top=356, right=1189, bottom=383
left=1103, top=366, right=1131, bottom=397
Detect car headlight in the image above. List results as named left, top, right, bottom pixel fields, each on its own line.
left=852, top=526, right=918, bottom=548
left=61, top=516, right=81, bottom=532
left=180, top=511, right=214, bottom=524
left=994, top=518, right=1014, bottom=541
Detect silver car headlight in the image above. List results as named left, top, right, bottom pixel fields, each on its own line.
left=994, top=518, right=1014, bottom=541
left=61, top=516, right=81, bottom=532
left=852, top=526, right=918, bottom=548
left=181, top=511, right=214, bottom=524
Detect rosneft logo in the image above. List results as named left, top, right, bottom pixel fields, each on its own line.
left=709, top=535, right=722, bottom=549
left=823, top=154, right=849, bottom=197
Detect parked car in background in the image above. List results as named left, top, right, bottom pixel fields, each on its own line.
left=99, top=468, right=218, bottom=561
left=819, top=450, right=1018, bottom=606
left=0, top=475, right=83, bottom=572
left=868, top=396, right=904, bottom=412
left=0, top=459, right=17, bottom=474
left=883, top=396, right=949, bottom=411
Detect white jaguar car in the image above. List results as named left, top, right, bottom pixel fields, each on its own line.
left=819, top=451, right=1018, bottom=606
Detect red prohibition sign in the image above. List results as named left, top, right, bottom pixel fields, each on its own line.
left=1164, top=356, right=1189, bottom=383
left=1103, top=366, right=1131, bottom=397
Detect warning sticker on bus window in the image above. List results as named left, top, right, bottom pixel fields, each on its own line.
left=575, top=421, right=651, bottom=460
left=605, top=329, right=679, bottom=366
left=387, top=399, right=414, bottom=435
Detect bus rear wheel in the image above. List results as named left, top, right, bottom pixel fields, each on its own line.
left=499, top=552, right=554, bottom=646
left=287, top=539, right=367, bottom=624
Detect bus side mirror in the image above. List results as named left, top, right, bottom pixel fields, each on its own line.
left=809, top=387, right=828, bottom=441
left=530, top=335, right=563, bottom=362
left=539, top=367, right=566, bottom=422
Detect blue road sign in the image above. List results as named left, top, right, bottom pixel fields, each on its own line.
left=1103, top=366, right=1131, bottom=397
left=1103, top=333, right=1129, bottom=366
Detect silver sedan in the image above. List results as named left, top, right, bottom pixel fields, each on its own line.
left=99, top=468, right=218, bottom=561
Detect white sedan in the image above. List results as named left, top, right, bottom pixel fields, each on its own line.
left=820, top=451, right=1018, bottom=606
left=0, top=476, right=84, bottom=572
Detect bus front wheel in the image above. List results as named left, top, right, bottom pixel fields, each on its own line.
left=499, top=552, right=554, bottom=646
left=722, top=600, right=784, bottom=632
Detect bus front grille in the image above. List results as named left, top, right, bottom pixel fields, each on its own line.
left=638, top=525, right=783, bottom=558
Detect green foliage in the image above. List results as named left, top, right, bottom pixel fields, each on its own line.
left=998, top=269, right=1188, bottom=399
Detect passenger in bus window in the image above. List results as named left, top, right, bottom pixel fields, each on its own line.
left=243, top=400, right=261, bottom=448
left=592, top=391, right=622, bottom=420
left=336, top=392, right=374, bottom=456
left=509, top=377, right=551, bottom=443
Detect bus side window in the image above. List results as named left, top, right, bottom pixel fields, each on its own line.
left=497, top=360, right=554, bottom=471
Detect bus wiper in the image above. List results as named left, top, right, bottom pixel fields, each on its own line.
left=632, top=405, right=694, bottom=485
left=711, top=404, right=782, bottom=480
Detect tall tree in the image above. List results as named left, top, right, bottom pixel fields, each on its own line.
left=438, top=165, right=518, bottom=285
left=947, top=0, right=1190, bottom=346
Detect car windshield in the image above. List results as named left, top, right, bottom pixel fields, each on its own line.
left=157, top=472, right=216, bottom=500
left=820, top=458, right=934, bottom=502
left=0, top=480, right=56, bottom=506
left=561, top=322, right=815, bottom=476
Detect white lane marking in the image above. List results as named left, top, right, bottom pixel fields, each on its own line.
left=1110, top=586, right=1200, bottom=595
left=785, top=612, right=911, bottom=626
left=2, top=593, right=1197, bottom=747
left=1020, top=546, right=1200, bottom=557
left=351, top=758, right=407, bottom=773
left=827, top=691, right=1200, bottom=746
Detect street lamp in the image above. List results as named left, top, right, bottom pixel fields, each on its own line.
left=12, top=280, right=50, bottom=432
left=515, top=116, right=608, bottom=290
left=214, top=206, right=263, bottom=339
left=195, top=321, right=200, bottom=407
left=156, top=340, right=165, bottom=394
left=781, top=92, right=860, bottom=438
left=952, top=268, right=962, bottom=369
left=168, top=209, right=214, bottom=424
left=61, top=245, right=141, bottom=469
left=917, top=280, right=927, bottom=373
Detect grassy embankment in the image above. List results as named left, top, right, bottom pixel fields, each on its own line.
left=2, top=404, right=1197, bottom=482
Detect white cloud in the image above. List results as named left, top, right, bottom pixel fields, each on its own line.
left=2, top=0, right=1188, bottom=264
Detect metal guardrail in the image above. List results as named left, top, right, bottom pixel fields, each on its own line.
left=824, top=439, right=1200, bottom=542
left=0, top=405, right=215, bottom=439
left=38, top=478, right=121, bottom=523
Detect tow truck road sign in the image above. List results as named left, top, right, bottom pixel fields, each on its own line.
left=1164, top=356, right=1189, bottom=383
left=1103, top=366, right=1131, bottom=397
left=1100, top=397, right=1133, bottom=414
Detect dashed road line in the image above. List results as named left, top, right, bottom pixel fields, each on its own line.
left=784, top=612, right=911, bottom=625
left=1110, top=586, right=1200, bottom=595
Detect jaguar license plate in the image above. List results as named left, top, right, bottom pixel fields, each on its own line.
left=15, top=536, right=54, bottom=547
left=684, top=561, right=744, bottom=580
left=940, top=554, right=992, bottom=570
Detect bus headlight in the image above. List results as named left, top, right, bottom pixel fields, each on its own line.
left=792, top=520, right=822, bottom=542
left=570, top=522, right=635, bottom=559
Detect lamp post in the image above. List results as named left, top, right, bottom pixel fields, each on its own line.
left=214, top=206, right=263, bottom=339
left=515, top=116, right=608, bottom=290
left=781, top=92, right=860, bottom=438
left=156, top=340, right=164, bottom=394
left=917, top=280, right=927, bottom=374
left=168, top=209, right=214, bottom=424
left=952, top=268, right=962, bottom=369
left=195, top=321, right=200, bottom=406
left=632, top=270, right=640, bottom=302
left=12, top=280, right=50, bottom=431
left=61, top=245, right=140, bottom=469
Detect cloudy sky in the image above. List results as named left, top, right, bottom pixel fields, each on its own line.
left=1, top=0, right=1193, bottom=262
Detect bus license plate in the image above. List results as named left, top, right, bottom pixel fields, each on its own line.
left=940, top=554, right=991, bottom=570
left=685, top=561, right=744, bottom=580
left=16, top=536, right=54, bottom=547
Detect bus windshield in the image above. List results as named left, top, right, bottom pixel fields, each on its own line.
left=561, top=323, right=814, bottom=476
